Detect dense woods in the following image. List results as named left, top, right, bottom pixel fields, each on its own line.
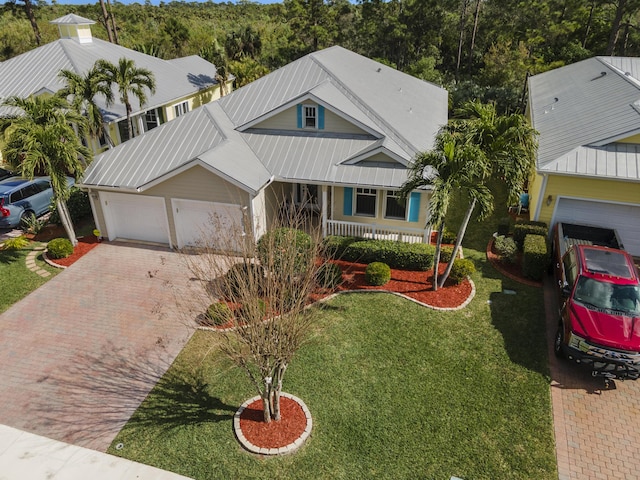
left=3, top=0, right=640, bottom=113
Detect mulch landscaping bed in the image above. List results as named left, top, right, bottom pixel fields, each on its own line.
left=486, top=238, right=542, bottom=287
left=239, top=396, right=307, bottom=450
left=46, top=236, right=101, bottom=268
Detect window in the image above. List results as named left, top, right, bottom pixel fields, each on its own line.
left=304, top=105, right=316, bottom=128
left=385, top=191, right=407, bottom=220
left=355, top=188, right=376, bottom=217
left=296, top=184, right=319, bottom=206
left=174, top=101, right=189, bottom=117
left=117, top=120, right=131, bottom=142
left=144, top=109, right=161, bottom=132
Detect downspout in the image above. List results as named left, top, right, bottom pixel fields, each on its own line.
left=532, top=174, right=548, bottom=222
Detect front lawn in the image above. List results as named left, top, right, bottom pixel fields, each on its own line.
left=108, top=249, right=556, bottom=480
left=0, top=243, right=59, bottom=313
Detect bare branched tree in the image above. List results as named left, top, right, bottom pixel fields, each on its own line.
left=181, top=204, right=335, bottom=423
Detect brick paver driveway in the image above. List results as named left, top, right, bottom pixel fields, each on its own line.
left=0, top=242, right=200, bottom=451
left=544, top=277, right=640, bottom=480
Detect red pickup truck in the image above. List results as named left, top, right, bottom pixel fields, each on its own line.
left=553, top=223, right=640, bottom=380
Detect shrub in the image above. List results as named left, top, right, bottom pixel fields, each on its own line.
left=49, top=187, right=92, bottom=225
left=343, top=240, right=434, bottom=271
left=513, top=220, right=548, bottom=250
left=497, top=217, right=511, bottom=237
left=203, top=302, right=233, bottom=326
left=21, top=214, right=46, bottom=234
left=365, top=262, right=391, bottom=286
left=47, top=238, right=74, bottom=259
left=224, top=262, right=264, bottom=298
left=237, top=298, right=267, bottom=321
left=323, top=235, right=358, bottom=259
left=449, top=258, right=475, bottom=284
left=494, top=235, right=518, bottom=264
left=441, top=228, right=457, bottom=244
left=315, top=262, right=343, bottom=289
left=439, top=245, right=461, bottom=264
left=257, top=228, right=313, bottom=276
left=522, top=234, right=549, bottom=281
left=1, top=235, right=30, bottom=250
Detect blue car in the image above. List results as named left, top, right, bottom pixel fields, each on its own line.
left=0, top=176, right=74, bottom=229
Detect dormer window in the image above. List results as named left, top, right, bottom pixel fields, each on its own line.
left=304, top=105, right=317, bottom=128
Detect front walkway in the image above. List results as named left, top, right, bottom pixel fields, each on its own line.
left=0, top=242, right=199, bottom=451
left=544, top=276, right=640, bottom=479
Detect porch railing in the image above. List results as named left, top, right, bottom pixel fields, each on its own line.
left=326, top=220, right=431, bottom=244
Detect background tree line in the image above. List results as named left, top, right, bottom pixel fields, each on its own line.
left=3, top=0, right=640, bottom=113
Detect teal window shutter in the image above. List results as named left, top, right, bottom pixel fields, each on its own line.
left=343, top=187, right=353, bottom=216
left=296, top=104, right=302, bottom=128
left=318, top=105, right=325, bottom=130
left=408, top=192, right=420, bottom=222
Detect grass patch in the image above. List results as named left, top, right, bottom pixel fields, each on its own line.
left=0, top=242, right=59, bottom=313
left=108, top=250, right=556, bottom=480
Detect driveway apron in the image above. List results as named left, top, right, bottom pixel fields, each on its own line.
left=544, top=276, right=640, bottom=480
left=0, top=242, right=198, bottom=452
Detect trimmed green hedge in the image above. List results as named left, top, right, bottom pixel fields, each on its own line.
left=323, top=235, right=359, bottom=259
left=204, top=302, right=233, bottom=326
left=47, top=238, right=73, bottom=259
left=494, top=235, right=518, bottom=264
left=513, top=221, right=548, bottom=250
left=365, top=262, right=391, bottom=286
left=450, top=258, right=475, bottom=284
left=342, top=239, right=435, bottom=271
left=522, top=234, right=549, bottom=281
left=257, top=228, right=313, bottom=276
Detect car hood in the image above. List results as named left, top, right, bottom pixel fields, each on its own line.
left=571, top=302, right=640, bottom=351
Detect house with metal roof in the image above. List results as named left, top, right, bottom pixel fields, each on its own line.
left=0, top=14, right=230, bottom=153
left=79, top=46, right=448, bottom=250
left=527, top=57, right=640, bottom=256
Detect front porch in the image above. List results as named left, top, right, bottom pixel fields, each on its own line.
left=325, top=220, right=431, bottom=244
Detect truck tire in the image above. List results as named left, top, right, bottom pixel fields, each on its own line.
left=553, top=324, right=565, bottom=358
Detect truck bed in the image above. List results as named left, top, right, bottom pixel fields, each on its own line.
left=558, top=222, right=622, bottom=253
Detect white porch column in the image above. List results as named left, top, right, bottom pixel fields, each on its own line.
left=322, top=185, right=328, bottom=238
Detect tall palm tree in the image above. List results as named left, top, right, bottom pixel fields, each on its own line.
left=0, top=95, right=92, bottom=246
left=57, top=66, right=114, bottom=148
left=95, top=58, right=156, bottom=142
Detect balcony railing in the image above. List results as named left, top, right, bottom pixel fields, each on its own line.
left=326, top=220, right=431, bottom=244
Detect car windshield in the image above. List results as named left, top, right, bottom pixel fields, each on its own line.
left=574, top=277, right=640, bottom=315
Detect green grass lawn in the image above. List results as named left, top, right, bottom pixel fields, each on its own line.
left=0, top=242, right=59, bottom=313
left=108, top=249, right=556, bottom=480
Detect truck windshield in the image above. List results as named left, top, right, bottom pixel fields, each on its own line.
left=574, top=277, right=640, bottom=315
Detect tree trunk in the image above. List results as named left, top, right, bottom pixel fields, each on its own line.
left=606, top=0, right=626, bottom=55
left=22, top=0, right=41, bottom=46
left=583, top=1, right=596, bottom=48
left=99, top=0, right=115, bottom=43
left=272, top=364, right=286, bottom=421
left=438, top=197, right=476, bottom=288
left=456, top=0, right=470, bottom=79
left=431, top=222, right=445, bottom=291
left=57, top=199, right=78, bottom=247
left=106, top=0, right=119, bottom=44
left=262, top=376, right=273, bottom=423
left=467, top=0, right=482, bottom=71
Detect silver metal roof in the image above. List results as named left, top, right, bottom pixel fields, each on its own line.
left=50, top=14, right=95, bottom=25
left=528, top=56, right=640, bottom=181
left=83, top=47, right=448, bottom=193
left=0, top=37, right=219, bottom=122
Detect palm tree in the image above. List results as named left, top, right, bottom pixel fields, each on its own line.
left=95, top=58, right=156, bottom=142
left=0, top=95, right=92, bottom=246
left=200, top=40, right=231, bottom=97
left=57, top=66, right=114, bottom=148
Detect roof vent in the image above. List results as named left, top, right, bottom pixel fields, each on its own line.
left=376, top=67, right=381, bottom=73
left=591, top=71, right=607, bottom=81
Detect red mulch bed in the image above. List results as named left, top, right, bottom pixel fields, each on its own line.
left=328, top=260, right=473, bottom=309
left=486, top=238, right=542, bottom=287
left=239, top=396, right=307, bottom=449
left=46, top=236, right=101, bottom=268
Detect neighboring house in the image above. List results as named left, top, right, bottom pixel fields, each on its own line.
left=0, top=14, right=231, bottom=153
left=79, top=46, right=448, bottom=250
left=527, top=57, right=640, bottom=256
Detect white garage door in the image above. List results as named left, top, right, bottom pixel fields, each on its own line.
left=172, top=199, right=244, bottom=250
left=554, top=198, right=640, bottom=256
left=101, top=192, right=170, bottom=244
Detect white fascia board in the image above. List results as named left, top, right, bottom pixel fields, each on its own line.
left=341, top=145, right=409, bottom=167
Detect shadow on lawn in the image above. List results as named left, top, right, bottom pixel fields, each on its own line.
left=28, top=340, right=235, bottom=450
left=0, top=249, right=22, bottom=265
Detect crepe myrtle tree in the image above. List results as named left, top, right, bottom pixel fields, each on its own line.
left=182, top=205, right=332, bottom=423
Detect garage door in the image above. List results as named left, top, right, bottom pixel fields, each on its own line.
left=172, top=199, right=244, bottom=250
left=553, top=198, right=640, bottom=256
left=101, top=192, right=170, bottom=245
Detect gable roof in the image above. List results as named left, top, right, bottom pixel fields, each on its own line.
left=528, top=56, right=640, bottom=181
left=0, top=23, right=220, bottom=122
left=82, top=46, right=447, bottom=192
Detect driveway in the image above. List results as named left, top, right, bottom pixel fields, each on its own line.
left=0, top=242, right=199, bottom=451
left=544, top=276, right=640, bottom=479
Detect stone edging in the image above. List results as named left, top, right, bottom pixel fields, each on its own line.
left=233, top=392, right=312, bottom=455
left=42, top=250, right=67, bottom=270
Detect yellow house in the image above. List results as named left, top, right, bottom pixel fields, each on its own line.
left=0, top=14, right=231, bottom=153
left=527, top=57, right=640, bottom=256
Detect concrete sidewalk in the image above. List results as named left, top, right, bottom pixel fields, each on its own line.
left=0, top=424, right=193, bottom=479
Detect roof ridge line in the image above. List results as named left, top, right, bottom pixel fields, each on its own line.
left=57, top=40, right=83, bottom=76
left=308, top=53, right=416, bottom=158
left=596, top=56, right=640, bottom=91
